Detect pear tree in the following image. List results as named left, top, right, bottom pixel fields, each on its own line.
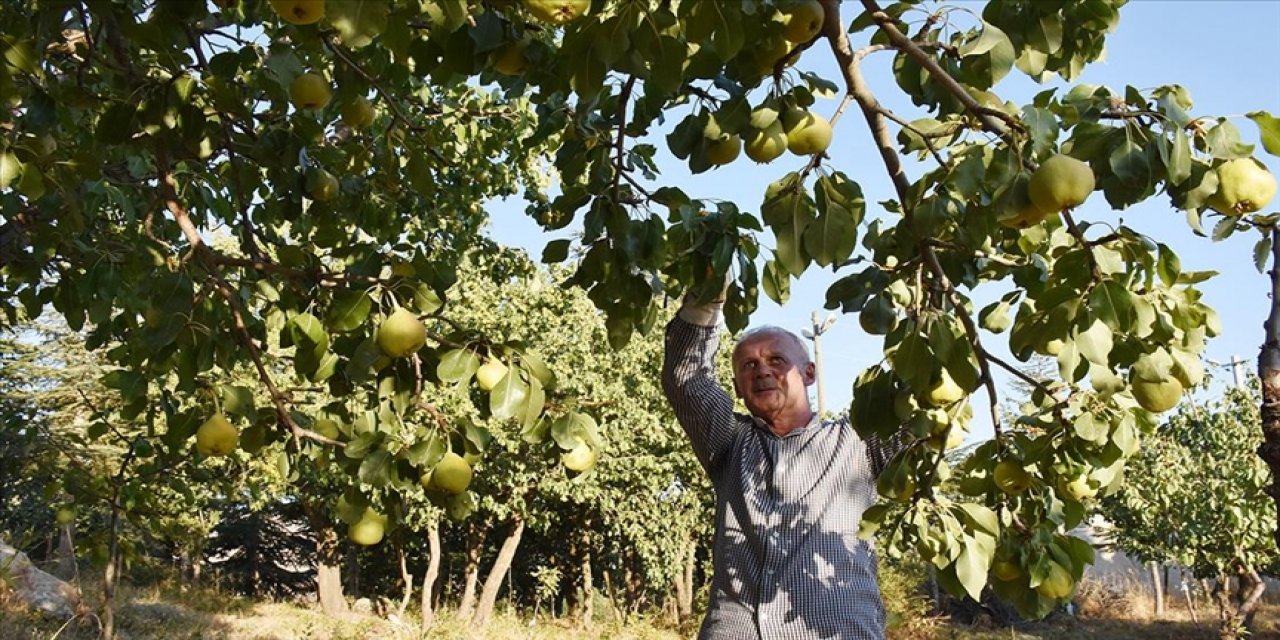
left=1, top=0, right=1278, bottom=620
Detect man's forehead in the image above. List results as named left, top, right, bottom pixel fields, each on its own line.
left=733, top=330, right=808, bottom=361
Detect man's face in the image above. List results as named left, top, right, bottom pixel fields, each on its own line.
left=732, top=331, right=815, bottom=423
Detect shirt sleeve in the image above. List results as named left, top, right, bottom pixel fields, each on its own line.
left=864, top=430, right=910, bottom=479
left=661, top=313, right=741, bottom=480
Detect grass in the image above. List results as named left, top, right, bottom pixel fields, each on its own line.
left=3, top=572, right=1278, bottom=639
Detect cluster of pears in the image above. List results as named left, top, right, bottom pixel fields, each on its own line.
left=751, top=0, right=825, bottom=77
left=999, top=154, right=1095, bottom=229
left=892, top=369, right=972, bottom=455
left=703, top=102, right=833, bottom=169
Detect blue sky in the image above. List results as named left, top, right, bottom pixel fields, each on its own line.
left=485, top=1, right=1280, bottom=442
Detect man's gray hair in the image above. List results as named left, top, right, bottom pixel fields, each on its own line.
left=733, top=325, right=811, bottom=364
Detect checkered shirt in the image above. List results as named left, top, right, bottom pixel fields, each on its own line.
left=662, top=315, right=897, bottom=640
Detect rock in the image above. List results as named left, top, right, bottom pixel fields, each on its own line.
left=1, top=538, right=84, bottom=618
left=352, top=597, right=373, bottom=614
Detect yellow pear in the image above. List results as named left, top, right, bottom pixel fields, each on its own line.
left=525, top=0, right=589, bottom=25
left=782, top=110, right=832, bottom=156
left=376, top=308, right=426, bottom=358
left=476, top=359, right=509, bottom=391
left=432, top=452, right=473, bottom=494
left=340, top=96, right=375, bottom=130
left=1035, top=561, right=1074, bottom=599
left=196, top=413, right=239, bottom=456
left=562, top=442, right=598, bottom=472
left=745, top=121, right=787, bottom=164
left=1131, top=377, right=1182, bottom=413
left=1208, top=157, right=1276, bottom=215
left=289, top=73, right=332, bottom=110
left=493, top=42, right=529, bottom=76
left=305, top=168, right=339, bottom=201
left=777, top=0, right=825, bottom=43
left=993, top=460, right=1031, bottom=495
left=1028, top=154, right=1094, bottom=213
left=1057, top=474, right=1097, bottom=502
left=925, top=369, right=964, bottom=407
left=349, top=508, right=386, bottom=546
left=270, top=0, right=325, bottom=25
left=705, top=134, right=742, bottom=166
left=992, top=559, right=1022, bottom=581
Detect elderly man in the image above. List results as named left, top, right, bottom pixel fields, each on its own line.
left=661, top=292, right=900, bottom=640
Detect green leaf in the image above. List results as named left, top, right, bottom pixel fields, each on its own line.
left=892, top=330, right=933, bottom=390
left=1156, top=244, right=1181, bottom=287
left=222, top=386, right=257, bottom=423
left=542, top=239, right=571, bottom=263
left=954, top=536, right=993, bottom=601
left=550, top=414, right=585, bottom=451
left=762, top=259, right=790, bottom=305
left=1246, top=111, right=1280, bottom=157
left=1166, top=127, right=1192, bottom=186
left=1255, top=236, right=1273, bottom=274
left=1075, top=319, right=1112, bottom=366
left=1088, top=280, right=1134, bottom=333
left=405, top=433, right=447, bottom=467
left=490, top=368, right=529, bottom=421
left=437, top=348, right=479, bottom=383
left=358, top=449, right=393, bottom=486
left=102, top=369, right=147, bottom=401
left=344, top=432, right=383, bottom=459
left=326, top=290, right=372, bottom=333
left=413, top=284, right=444, bottom=315
left=519, top=374, right=545, bottom=431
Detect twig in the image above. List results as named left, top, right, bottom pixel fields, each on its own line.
left=858, top=0, right=1023, bottom=140
left=612, top=76, right=637, bottom=203
left=1061, top=208, right=1103, bottom=282
left=322, top=33, right=449, bottom=165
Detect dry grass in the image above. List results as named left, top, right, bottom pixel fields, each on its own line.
left=3, top=573, right=1279, bottom=640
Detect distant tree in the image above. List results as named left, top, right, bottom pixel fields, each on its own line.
left=1102, top=381, right=1278, bottom=640
left=205, top=499, right=316, bottom=600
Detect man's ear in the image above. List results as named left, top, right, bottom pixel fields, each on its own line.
left=803, top=362, right=816, bottom=385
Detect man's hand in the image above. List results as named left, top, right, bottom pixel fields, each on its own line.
left=679, top=269, right=732, bottom=327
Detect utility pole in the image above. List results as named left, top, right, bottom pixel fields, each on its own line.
left=1229, top=354, right=1246, bottom=388
left=802, top=311, right=837, bottom=417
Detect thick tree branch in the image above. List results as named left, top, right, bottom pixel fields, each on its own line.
left=157, top=151, right=342, bottom=449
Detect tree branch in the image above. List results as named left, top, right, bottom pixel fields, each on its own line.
left=858, top=0, right=1023, bottom=140
left=156, top=151, right=342, bottom=449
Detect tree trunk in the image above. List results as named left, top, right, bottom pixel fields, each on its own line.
left=471, top=517, right=525, bottom=628
left=102, top=498, right=121, bottom=640
left=396, top=542, right=414, bottom=618
left=1258, top=226, right=1280, bottom=550
left=579, top=537, right=594, bottom=629
left=315, top=524, right=348, bottom=616
left=458, top=523, right=484, bottom=620
left=1151, top=561, right=1165, bottom=617
left=1236, top=564, right=1266, bottom=632
left=420, top=519, right=441, bottom=629
left=602, top=568, right=623, bottom=624
left=680, top=538, right=696, bottom=619
left=343, top=545, right=360, bottom=597
left=55, top=523, right=77, bottom=582
left=1213, top=573, right=1244, bottom=637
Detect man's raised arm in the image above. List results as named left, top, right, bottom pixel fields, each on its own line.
left=661, top=299, right=740, bottom=479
